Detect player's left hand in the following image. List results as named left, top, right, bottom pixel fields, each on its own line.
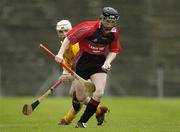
left=101, top=61, right=111, bottom=72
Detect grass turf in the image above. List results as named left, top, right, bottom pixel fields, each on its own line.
left=0, top=97, right=180, bottom=132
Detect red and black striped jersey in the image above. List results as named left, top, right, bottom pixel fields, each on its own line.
left=67, top=20, right=122, bottom=55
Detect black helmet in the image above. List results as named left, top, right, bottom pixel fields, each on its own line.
left=102, top=7, right=119, bottom=20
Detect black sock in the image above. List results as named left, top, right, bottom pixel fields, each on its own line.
left=72, top=94, right=81, bottom=112
left=79, top=98, right=100, bottom=123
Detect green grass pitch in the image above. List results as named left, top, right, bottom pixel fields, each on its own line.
left=0, top=97, right=180, bottom=132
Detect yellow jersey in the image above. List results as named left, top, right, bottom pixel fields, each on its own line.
left=63, top=43, right=79, bottom=68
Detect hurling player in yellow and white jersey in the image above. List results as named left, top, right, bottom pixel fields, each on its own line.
left=56, top=20, right=81, bottom=125
left=56, top=20, right=79, bottom=73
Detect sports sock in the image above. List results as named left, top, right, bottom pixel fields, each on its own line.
left=96, top=106, right=101, bottom=114
left=63, top=109, right=76, bottom=122
left=72, top=94, right=81, bottom=112
left=79, top=98, right=100, bottom=123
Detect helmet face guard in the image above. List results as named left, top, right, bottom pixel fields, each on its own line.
left=101, top=7, right=119, bottom=31
left=56, top=20, right=72, bottom=40
left=103, top=14, right=119, bottom=21
left=57, top=30, right=67, bottom=40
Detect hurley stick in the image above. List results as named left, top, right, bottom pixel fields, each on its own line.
left=22, top=79, right=63, bottom=116
left=39, top=44, right=95, bottom=93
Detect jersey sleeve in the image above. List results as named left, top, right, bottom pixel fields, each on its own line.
left=109, top=32, right=123, bottom=53
left=67, top=22, right=91, bottom=44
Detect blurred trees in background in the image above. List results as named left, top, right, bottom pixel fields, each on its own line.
left=0, top=0, right=180, bottom=96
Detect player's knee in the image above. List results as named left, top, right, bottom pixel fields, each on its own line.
left=76, top=96, right=86, bottom=102
left=97, top=90, right=104, bottom=97
left=75, top=91, right=87, bottom=102
left=93, top=90, right=104, bottom=101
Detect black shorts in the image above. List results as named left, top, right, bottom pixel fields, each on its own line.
left=73, top=52, right=107, bottom=80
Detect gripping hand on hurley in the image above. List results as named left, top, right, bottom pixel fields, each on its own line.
left=55, top=54, right=64, bottom=63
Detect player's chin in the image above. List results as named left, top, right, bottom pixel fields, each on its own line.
left=102, top=68, right=110, bottom=72
left=59, top=36, right=65, bottom=40
left=104, top=27, right=113, bottom=32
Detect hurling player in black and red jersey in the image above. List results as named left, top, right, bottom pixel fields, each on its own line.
left=55, top=7, right=123, bottom=128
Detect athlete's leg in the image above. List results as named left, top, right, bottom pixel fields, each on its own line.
left=58, top=80, right=82, bottom=125
left=76, top=73, right=107, bottom=127
left=91, top=73, right=107, bottom=102
left=71, top=80, right=83, bottom=112
left=91, top=73, right=109, bottom=125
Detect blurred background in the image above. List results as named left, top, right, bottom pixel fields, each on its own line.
left=0, top=0, right=179, bottom=97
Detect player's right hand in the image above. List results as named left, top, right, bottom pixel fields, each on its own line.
left=101, top=61, right=111, bottom=72
left=59, top=73, right=74, bottom=81
left=55, top=54, right=63, bottom=63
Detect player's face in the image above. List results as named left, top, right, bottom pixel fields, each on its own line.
left=57, top=29, right=69, bottom=40
left=101, top=17, right=117, bottom=32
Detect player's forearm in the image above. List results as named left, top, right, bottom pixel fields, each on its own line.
left=58, top=37, right=70, bottom=56
left=105, top=52, right=117, bottom=64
